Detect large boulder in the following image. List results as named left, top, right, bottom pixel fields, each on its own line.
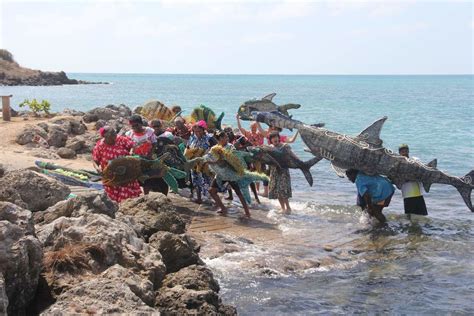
left=149, top=231, right=202, bottom=273
left=83, top=104, right=132, bottom=123
left=156, top=265, right=236, bottom=315
left=65, top=136, right=86, bottom=152
left=0, top=202, right=43, bottom=315
left=0, top=169, right=70, bottom=211
left=41, top=277, right=157, bottom=315
left=15, top=125, right=48, bottom=145
left=36, top=213, right=166, bottom=291
left=34, top=192, right=117, bottom=225
left=118, top=193, right=187, bottom=240
left=56, top=147, right=76, bottom=159
left=50, top=117, right=87, bottom=135
left=47, top=125, right=68, bottom=148
left=99, top=264, right=156, bottom=306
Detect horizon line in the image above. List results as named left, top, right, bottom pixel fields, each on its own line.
left=66, top=72, right=474, bottom=76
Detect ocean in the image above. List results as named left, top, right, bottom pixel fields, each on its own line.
left=2, top=74, right=473, bottom=314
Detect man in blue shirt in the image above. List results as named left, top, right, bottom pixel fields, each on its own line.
left=346, top=169, right=395, bottom=223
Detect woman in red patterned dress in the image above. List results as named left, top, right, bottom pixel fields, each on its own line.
left=92, top=126, right=142, bottom=203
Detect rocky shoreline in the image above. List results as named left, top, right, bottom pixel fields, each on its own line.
left=0, top=169, right=236, bottom=315
left=0, top=103, right=239, bottom=314
left=0, top=49, right=106, bottom=86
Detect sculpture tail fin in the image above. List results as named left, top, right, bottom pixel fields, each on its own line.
left=455, top=170, right=474, bottom=212
left=300, top=157, right=322, bottom=187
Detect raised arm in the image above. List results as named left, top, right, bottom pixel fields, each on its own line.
left=256, top=122, right=269, bottom=137
left=285, top=130, right=299, bottom=143
left=236, top=114, right=247, bottom=135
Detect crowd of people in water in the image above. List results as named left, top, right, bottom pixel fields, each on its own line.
left=92, top=106, right=427, bottom=222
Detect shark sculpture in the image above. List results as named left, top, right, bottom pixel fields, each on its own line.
left=253, top=111, right=474, bottom=211
left=238, top=93, right=301, bottom=121
left=247, top=145, right=320, bottom=186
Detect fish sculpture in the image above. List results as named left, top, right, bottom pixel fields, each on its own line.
left=188, top=104, right=224, bottom=130
left=204, top=145, right=269, bottom=204
left=253, top=111, right=474, bottom=211
left=238, top=93, right=301, bottom=121
left=102, top=155, right=186, bottom=193
left=135, top=100, right=180, bottom=122
left=246, top=145, right=320, bottom=186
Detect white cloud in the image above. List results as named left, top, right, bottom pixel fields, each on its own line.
left=241, top=31, right=293, bottom=44
left=257, top=1, right=315, bottom=22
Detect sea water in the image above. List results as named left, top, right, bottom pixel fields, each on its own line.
left=2, top=74, right=473, bottom=313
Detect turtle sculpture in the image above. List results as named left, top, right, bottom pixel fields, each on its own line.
left=237, top=93, right=301, bottom=121
left=102, top=155, right=186, bottom=193
left=204, top=145, right=269, bottom=204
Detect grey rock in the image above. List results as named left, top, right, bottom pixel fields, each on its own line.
left=149, top=231, right=202, bottom=273
left=37, top=122, right=49, bottom=132
left=118, top=193, right=187, bottom=240
left=15, top=125, right=48, bottom=145
left=47, top=125, right=68, bottom=148
left=156, top=265, right=236, bottom=316
left=41, top=277, right=158, bottom=315
left=61, top=108, right=85, bottom=116
left=51, top=117, right=87, bottom=135
left=83, top=105, right=132, bottom=123
left=100, top=264, right=156, bottom=306
left=36, top=213, right=166, bottom=289
left=65, top=136, right=86, bottom=152
left=34, top=192, right=117, bottom=225
left=56, top=147, right=76, bottom=159
left=0, top=169, right=70, bottom=211
left=0, top=202, right=43, bottom=315
left=0, top=164, right=4, bottom=178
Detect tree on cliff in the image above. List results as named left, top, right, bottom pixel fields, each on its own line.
left=0, top=49, right=17, bottom=64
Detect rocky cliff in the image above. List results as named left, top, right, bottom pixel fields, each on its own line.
left=0, top=49, right=105, bottom=86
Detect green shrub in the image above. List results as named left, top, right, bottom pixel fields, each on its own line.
left=19, top=99, right=51, bottom=116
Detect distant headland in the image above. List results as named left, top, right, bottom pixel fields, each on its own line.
left=0, top=49, right=107, bottom=86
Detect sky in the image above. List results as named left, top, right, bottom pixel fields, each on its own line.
left=0, top=0, right=472, bottom=74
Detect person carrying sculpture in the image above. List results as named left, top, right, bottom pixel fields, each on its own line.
left=345, top=169, right=395, bottom=223
left=267, top=131, right=295, bottom=214
left=186, top=120, right=216, bottom=204
left=207, top=130, right=252, bottom=218
left=125, top=114, right=157, bottom=158
left=398, top=144, right=428, bottom=217
left=170, top=116, right=192, bottom=141
left=92, top=126, right=142, bottom=203
left=256, top=123, right=299, bottom=198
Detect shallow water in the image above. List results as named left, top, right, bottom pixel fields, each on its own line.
left=2, top=74, right=473, bottom=313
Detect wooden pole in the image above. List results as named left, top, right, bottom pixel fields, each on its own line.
left=2, top=95, right=13, bottom=121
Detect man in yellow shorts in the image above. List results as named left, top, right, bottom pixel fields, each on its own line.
left=398, top=144, right=428, bottom=218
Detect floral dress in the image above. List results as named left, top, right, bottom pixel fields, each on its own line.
left=125, top=127, right=157, bottom=157
left=187, top=134, right=214, bottom=196
left=92, top=136, right=142, bottom=203
left=268, top=144, right=292, bottom=200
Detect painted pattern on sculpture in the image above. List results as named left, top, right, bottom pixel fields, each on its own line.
left=253, top=111, right=474, bottom=211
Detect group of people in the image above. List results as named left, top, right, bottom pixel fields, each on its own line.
left=92, top=107, right=428, bottom=222
left=92, top=110, right=300, bottom=218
